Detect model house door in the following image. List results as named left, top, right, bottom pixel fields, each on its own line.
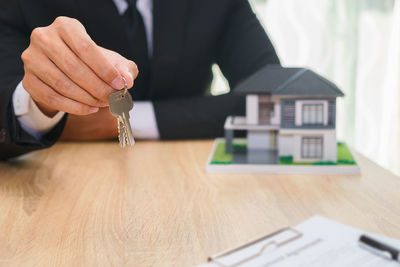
left=259, top=103, right=274, bottom=124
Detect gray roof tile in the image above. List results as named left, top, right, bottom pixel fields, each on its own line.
left=234, top=65, right=344, bottom=97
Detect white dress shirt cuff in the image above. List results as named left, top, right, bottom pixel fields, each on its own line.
left=130, top=101, right=160, bottom=139
left=12, top=81, right=65, bottom=140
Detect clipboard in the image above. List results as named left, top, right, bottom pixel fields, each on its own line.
left=208, top=227, right=303, bottom=267
left=203, top=215, right=400, bottom=267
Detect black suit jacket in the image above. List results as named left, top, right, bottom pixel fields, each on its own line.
left=0, top=0, right=279, bottom=160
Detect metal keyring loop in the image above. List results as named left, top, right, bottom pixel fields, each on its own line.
left=122, top=77, right=128, bottom=96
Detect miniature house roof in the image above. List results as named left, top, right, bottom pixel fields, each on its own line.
left=234, top=65, right=344, bottom=97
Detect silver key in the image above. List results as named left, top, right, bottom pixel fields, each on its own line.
left=120, top=93, right=134, bottom=145
left=110, top=96, right=127, bottom=147
left=110, top=91, right=135, bottom=147
left=118, top=118, right=126, bottom=148
left=109, top=78, right=135, bottom=147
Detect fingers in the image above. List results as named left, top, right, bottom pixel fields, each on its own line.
left=23, top=73, right=99, bottom=116
left=117, top=59, right=138, bottom=89
left=54, top=17, right=126, bottom=89
left=37, top=35, right=118, bottom=103
left=23, top=46, right=106, bottom=108
left=100, top=47, right=139, bottom=89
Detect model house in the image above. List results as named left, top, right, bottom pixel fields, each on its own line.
left=224, top=65, right=344, bottom=164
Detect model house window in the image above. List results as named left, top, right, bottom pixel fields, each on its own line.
left=302, top=137, right=323, bottom=159
left=302, top=104, right=324, bottom=125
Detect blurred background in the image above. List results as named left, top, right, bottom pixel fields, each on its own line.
left=211, top=0, right=400, bottom=176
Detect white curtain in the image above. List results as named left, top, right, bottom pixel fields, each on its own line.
left=242, top=0, right=400, bottom=175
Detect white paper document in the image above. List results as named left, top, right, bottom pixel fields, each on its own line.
left=200, top=215, right=400, bottom=267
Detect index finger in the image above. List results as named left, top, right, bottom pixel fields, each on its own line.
left=55, top=17, right=125, bottom=90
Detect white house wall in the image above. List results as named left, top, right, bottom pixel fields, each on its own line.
left=278, top=134, right=294, bottom=156
left=293, top=135, right=303, bottom=161
left=246, top=95, right=259, bottom=125
left=323, top=131, right=337, bottom=162
left=278, top=130, right=337, bottom=162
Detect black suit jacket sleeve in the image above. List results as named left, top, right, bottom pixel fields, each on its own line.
left=0, top=1, right=66, bottom=160
left=153, top=0, right=280, bottom=139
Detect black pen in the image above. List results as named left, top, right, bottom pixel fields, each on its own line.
left=359, top=234, right=400, bottom=262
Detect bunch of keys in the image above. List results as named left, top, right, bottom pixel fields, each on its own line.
left=109, top=77, right=135, bottom=147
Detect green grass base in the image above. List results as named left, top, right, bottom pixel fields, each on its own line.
left=210, top=141, right=232, bottom=164
left=210, top=141, right=246, bottom=164
left=337, top=142, right=356, bottom=164
left=210, top=140, right=357, bottom=166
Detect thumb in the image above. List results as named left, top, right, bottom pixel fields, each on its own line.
left=100, top=46, right=139, bottom=89
left=116, top=62, right=138, bottom=89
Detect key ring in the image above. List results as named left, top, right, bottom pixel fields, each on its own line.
left=122, top=77, right=128, bottom=96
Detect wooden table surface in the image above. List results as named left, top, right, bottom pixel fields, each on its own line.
left=0, top=140, right=399, bottom=266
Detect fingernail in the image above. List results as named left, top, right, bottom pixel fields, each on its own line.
left=124, top=71, right=134, bottom=88
left=112, top=76, right=124, bottom=90
left=89, top=107, right=99, bottom=113
left=127, top=71, right=133, bottom=81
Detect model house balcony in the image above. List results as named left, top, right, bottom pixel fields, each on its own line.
left=224, top=116, right=280, bottom=131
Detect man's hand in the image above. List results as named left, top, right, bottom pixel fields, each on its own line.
left=21, top=16, right=139, bottom=117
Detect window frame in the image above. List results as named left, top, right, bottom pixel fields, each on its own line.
left=301, top=136, right=324, bottom=159
left=302, top=103, right=324, bottom=126
left=295, top=100, right=329, bottom=127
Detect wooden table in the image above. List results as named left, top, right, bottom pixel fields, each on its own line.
left=0, top=140, right=399, bottom=266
